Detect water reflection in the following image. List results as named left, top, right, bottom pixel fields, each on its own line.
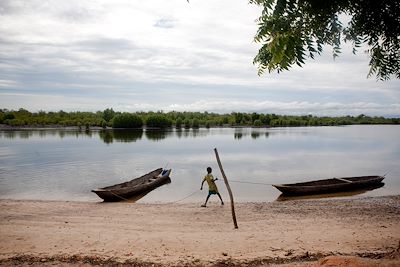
left=0, top=130, right=85, bottom=139
left=275, top=182, right=385, bottom=202
left=99, top=130, right=143, bottom=143
left=176, top=128, right=205, bottom=138
left=251, top=132, right=261, bottom=139
left=18, top=131, right=32, bottom=139
left=145, top=130, right=172, bottom=141
left=0, top=128, right=274, bottom=142
left=234, top=129, right=271, bottom=140
left=234, top=132, right=243, bottom=139
left=0, top=126, right=399, bottom=203
left=2, top=131, right=16, bottom=139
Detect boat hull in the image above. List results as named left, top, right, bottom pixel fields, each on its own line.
left=273, top=175, right=384, bottom=196
left=92, top=168, right=171, bottom=202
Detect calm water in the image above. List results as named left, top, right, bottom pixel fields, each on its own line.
left=0, top=125, right=399, bottom=203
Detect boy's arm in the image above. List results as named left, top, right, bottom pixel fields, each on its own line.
left=200, top=177, right=206, bottom=190
left=200, top=179, right=205, bottom=190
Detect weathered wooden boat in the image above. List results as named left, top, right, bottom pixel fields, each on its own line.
left=273, top=175, right=384, bottom=196
left=276, top=182, right=385, bottom=201
left=92, top=168, right=171, bottom=201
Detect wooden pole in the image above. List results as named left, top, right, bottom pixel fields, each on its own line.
left=214, top=148, right=238, bottom=229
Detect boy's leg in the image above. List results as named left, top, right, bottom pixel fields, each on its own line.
left=201, top=194, right=210, bottom=207
left=217, top=193, right=224, bottom=205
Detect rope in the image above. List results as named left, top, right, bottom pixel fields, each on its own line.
left=108, top=190, right=131, bottom=201
left=165, top=180, right=272, bottom=204
left=163, top=180, right=273, bottom=204
left=229, top=180, right=273, bottom=186
left=164, top=189, right=200, bottom=204
left=106, top=180, right=273, bottom=204
left=106, top=188, right=200, bottom=204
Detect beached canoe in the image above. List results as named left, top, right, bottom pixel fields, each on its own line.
left=273, top=175, right=384, bottom=196
left=92, top=168, right=171, bottom=201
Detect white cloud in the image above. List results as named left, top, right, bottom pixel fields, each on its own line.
left=0, top=79, right=19, bottom=87
left=0, top=0, right=399, bottom=116
left=2, top=92, right=398, bottom=117
left=154, top=18, right=176, bottom=29
left=166, top=100, right=400, bottom=116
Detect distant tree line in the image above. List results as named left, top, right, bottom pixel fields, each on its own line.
left=0, top=108, right=398, bottom=129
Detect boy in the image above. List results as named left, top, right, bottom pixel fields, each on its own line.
left=200, top=167, right=224, bottom=207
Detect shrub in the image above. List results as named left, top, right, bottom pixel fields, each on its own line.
left=102, top=108, right=115, bottom=122
left=145, top=114, right=172, bottom=128
left=183, top=119, right=191, bottom=129
left=253, top=119, right=262, bottom=126
left=6, top=119, right=25, bottom=126
left=112, top=113, right=143, bottom=128
left=192, top=118, right=200, bottom=128
left=101, top=120, right=107, bottom=129
left=175, top=118, right=183, bottom=128
left=3, top=113, right=15, bottom=121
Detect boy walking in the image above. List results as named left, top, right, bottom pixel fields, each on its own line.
left=200, top=167, right=224, bottom=207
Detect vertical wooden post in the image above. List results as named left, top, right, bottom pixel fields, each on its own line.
left=214, top=148, right=238, bottom=229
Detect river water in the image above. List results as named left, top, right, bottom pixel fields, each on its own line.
left=0, top=125, right=399, bottom=203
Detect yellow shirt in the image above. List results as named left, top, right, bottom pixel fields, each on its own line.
left=203, top=174, right=218, bottom=192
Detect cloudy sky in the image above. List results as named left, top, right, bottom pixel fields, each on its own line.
left=0, top=0, right=399, bottom=116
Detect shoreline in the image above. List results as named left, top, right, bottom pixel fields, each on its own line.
left=1, top=124, right=399, bottom=131
left=1, top=196, right=399, bottom=266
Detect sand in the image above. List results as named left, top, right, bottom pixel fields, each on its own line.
left=0, top=196, right=399, bottom=266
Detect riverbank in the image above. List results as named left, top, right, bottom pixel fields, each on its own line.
left=1, top=109, right=399, bottom=129
left=0, top=124, right=106, bottom=131
left=0, top=196, right=399, bottom=266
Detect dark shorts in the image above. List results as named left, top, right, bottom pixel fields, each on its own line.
left=208, top=190, right=218, bottom=195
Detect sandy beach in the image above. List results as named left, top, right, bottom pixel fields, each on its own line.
left=1, top=196, right=399, bottom=266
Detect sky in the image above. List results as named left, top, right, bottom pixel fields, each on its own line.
left=0, top=0, right=399, bottom=117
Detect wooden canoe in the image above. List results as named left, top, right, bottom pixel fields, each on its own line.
left=92, top=168, right=171, bottom=202
left=273, top=175, right=384, bottom=196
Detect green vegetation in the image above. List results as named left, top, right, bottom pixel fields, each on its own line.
left=0, top=108, right=398, bottom=129
left=102, top=108, right=115, bottom=123
left=0, top=108, right=106, bottom=127
left=192, top=118, right=200, bottom=128
left=112, top=113, right=143, bottom=128
left=145, top=114, right=173, bottom=128
left=175, top=118, right=183, bottom=128
left=250, top=0, right=400, bottom=80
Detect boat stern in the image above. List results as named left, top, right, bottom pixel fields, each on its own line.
left=161, top=169, right=171, bottom=177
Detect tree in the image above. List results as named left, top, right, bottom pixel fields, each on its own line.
left=112, top=113, right=143, bottom=128
left=176, top=118, right=183, bottom=128
left=250, top=0, right=400, bottom=80
left=102, top=108, right=115, bottom=122
left=192, top=118, right=200, bottom=128
left=183, top=119, right=191, bottom=128
left=146, top=114, right=172, bottom=128
left=232, top=112, right=244, bottom=124
left=253, top=119, right=263, bottom=126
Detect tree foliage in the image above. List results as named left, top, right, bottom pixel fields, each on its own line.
left=102, top=108, right=115, bottom=122
left=112, top=113, right=143, bottom=128
left=1, top=108, right=398, bottom=128
left=146, top=114, right=173, bottom=128
left=250, top=0, right=400, bottom=80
